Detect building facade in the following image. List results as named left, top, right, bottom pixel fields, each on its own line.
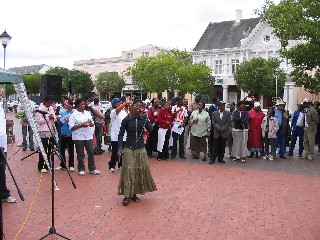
left=191, top=10, right=303, bottom=112
left=73, top=44, right=165, bottom=100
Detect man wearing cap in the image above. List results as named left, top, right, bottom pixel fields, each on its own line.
left=302, top=98, right=319, bottom=160
left=274, top=100, right=290, bottom=159
left=209, top=101, right=231, bottom=164
left=288, top=103, right=304, bottom=158
left=109, top=97, right=131, bottom=172
left=248, top=102, right=265, bottom=158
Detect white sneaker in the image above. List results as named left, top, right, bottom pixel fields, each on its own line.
left=269, top=156, right=274, bottom=161
left=2, top=196, right=16, bottom=203
left=78, top=170, right=85, bottom=176
left=69, top=167, right=75, bottom=172
left=109, top=168, right=115, bottom=173
left=90, top=169, right=100, bottom=175
left=40, top=169, right=48, bottom=173
left=262, top=154, right=270, bottom=160
left=54, top=167, right=65, bottom=171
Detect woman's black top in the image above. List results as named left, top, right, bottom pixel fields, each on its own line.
left=118, top=114, right=153, bottom=152
left=232, top=111, right=249, bottom=130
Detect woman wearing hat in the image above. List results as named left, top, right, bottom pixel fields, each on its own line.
left=231, top=101, right=249, bottom=163
left=248, top=102, right=265, bottom=158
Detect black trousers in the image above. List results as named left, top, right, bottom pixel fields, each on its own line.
left=109, top=141, right=125, bottom=169
left=146, top=125, right=159, bottom=155
left=38, top=137, right=53, bottom=171
left=60, top=136, right=74, bottom=168
left=211, top=136, right=227, bottom=162
left=172, top=128, right=185, bottom=157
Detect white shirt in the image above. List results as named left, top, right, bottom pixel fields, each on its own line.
left=69, top=110, right=94, bottom=140
left=110, top=109, right=128, bottom=141
left=296, top=112, right=304, bottom=127
left=0, top=106, right=7, bottom=152
left=171, top=106, right=188, bottom=124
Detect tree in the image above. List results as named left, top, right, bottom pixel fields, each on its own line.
left=46, top=67, right=94, bottom=96
left=126, top=49, right=215, bottom=96
left=95, top=71, right=125, bottom=98
left=69, top=69, right=95, bottom=96
left=260, top=0, right=320, bottom=93
left=23, top=73, right=41, bottom=94
left=234, top=57, right=286, bottom=97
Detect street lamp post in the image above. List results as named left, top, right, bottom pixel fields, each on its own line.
left=274, top=68, right=280, bottom=102
left=0, top=30, right=12, bottom=114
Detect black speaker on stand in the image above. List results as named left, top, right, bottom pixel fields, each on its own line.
left=40, top=74, right=62, bottom=102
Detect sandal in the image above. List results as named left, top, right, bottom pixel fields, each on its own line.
left=240, top=159, right=246, bottom=163
left=130, top=194, right=140, bottom=202
left=123, top=198, right=130, bottom=206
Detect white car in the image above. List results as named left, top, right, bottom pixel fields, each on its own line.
left=100, top=101, right=112, bottom=114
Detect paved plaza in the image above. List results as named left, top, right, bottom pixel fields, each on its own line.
left=3, top=113, right=320, bottom=240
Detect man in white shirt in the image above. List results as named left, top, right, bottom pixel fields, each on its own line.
left=109, top=97, right=130, bottom=172
left=0, top=87, right=16, bottom=203
left=171, top=97, right=188, bottom=159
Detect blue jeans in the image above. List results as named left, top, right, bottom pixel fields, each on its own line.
left=289, top=126, right=304, bottom=155
left=274, top=127, right=286, bottom=157
left=94, top=122, right=103, bottom=152
left=22, top=125, right=34, bottom=149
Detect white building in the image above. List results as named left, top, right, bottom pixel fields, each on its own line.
left=191, top=10, right=297, bottom=112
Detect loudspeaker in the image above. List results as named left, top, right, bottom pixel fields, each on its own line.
left=40, top=74, right=62, bottom=102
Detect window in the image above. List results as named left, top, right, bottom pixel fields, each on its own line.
left=142, top=52, right=149, bottom=57
left=199, top=60, right=206, bottom=65
left=214, top=60, right=222, bottom=74
left=263, top=35, right=271, bottom=42
left=126, top=53, right=133, bottom=59
left=231, top=59, right=240, bottom=74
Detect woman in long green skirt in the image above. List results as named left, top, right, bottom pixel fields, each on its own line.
left=117, top=99, right=157, bottom=206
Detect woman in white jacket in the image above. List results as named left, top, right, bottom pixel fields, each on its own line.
left=261, top=108, right=279, bottom=160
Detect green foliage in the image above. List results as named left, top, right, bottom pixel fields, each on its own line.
left=234, top=57, right=286, bottom=96
left=95, top=72, right=125, bottom=96
left=46, top=67, right=94, bottom=95
left=262, top=0, right=320, bottom=93
left=22, top=73, right=41, bottom=94
left=5, top=84, right=15, bottom=96
left=126, top=49, right=215, bottom=95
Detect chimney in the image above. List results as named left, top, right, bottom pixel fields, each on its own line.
left=236, top=9, right=242, bottom=23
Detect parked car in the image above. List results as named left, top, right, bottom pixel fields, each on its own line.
left=100, top=101, right=112, bottom=114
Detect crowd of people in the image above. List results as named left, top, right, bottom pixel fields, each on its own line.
left=3, top=91, right=320, bottom=206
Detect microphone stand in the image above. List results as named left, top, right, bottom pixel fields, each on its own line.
left=36, top=112, right=76, bottom=240
left=0, top=147, right=25, bottom=240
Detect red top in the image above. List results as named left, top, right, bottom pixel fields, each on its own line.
left=158, top=109, right=173, bottom=129
left=148, top=107, right=159, bottom=124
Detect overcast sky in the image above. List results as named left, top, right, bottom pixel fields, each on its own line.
left=0, top=0, right=278, bottom=69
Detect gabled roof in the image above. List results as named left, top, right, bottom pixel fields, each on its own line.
left=9, top=64, right=49, bottom=75
left=193, top=17, right=261, bottom=51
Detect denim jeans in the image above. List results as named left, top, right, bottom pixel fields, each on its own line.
left=94, top=122, right=103, bottom=152
left=74, top=139, right=96, bottom=172
left=22, top=125, right=34, bottom=149
left=289, top=126, right=304, bottom=155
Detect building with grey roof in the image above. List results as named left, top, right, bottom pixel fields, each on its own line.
left=9, top=64, right=50, bottom=75
left=191, top=10, right=297, bottom=113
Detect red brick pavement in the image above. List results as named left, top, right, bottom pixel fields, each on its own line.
left=3, top=143, right=320, bottom=240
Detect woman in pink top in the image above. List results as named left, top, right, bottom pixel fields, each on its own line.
left=35, top=96, right=56, bottom=173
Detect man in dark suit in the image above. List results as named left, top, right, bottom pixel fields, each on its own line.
left=209, top=101, right=231, bottom=164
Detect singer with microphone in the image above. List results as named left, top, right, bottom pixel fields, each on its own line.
left=117, top=99, right=157, bottom=206
left=35, top=96, right=56, bottom=173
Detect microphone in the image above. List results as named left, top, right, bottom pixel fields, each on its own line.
left=35, top=109, right=49, bottom=115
